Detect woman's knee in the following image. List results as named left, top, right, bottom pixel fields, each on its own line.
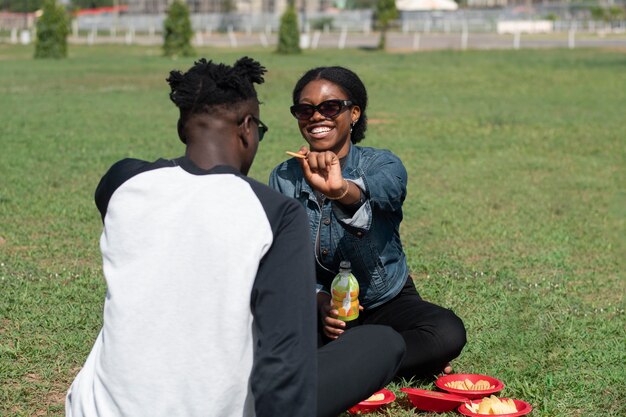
left=438, top=309, right=467, bottom=358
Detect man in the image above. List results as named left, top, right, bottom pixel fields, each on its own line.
left=66, top=57, right=405, bottom=417
left=66, top=57, right=317, bottom=417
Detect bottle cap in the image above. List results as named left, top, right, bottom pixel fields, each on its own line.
left=339, top=261, right=351, bottom=270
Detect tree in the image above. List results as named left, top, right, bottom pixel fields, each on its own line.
left=590, top=5, right=625, bottom=22
left=222, top=0, right=237, bottom=13
left=34, top=0, right=70, bottom=59
left=163, top=0, right=194, bottom=58
left=348, top=0, right=376, bottom=9
left=2, top=0, right=44, bottom=12
left=375, top=0, right=398, bottom=50
left=276, top=2, right=301, bottom=54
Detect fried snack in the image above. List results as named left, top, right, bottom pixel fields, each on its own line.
left=466, top=395, right=517, bottom=415
left=285, top=151, right=306, bottom=159
left=445, top=379, right=495, bottom=391
left=364, top=393, right=385, bottom=402
left=473, top=380, right=493, bottom=390
left=445, top=381, right=467, bottom=390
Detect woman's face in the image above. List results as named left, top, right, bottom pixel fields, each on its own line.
left=295, top=79, right=360, bottom=158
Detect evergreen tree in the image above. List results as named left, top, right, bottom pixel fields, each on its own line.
left=222, top=0, right=237, bottom=13
left=375, top=0, right=398, bottom=50
left=276, top=2, right=300, bottom=54
left=163, top=0, right=195, bottom=58
left=3, top=0, right=44, bottom=13
left=34, top=0, right=70, bottom=59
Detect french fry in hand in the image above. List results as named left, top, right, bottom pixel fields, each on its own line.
left=285, top=151, right=306, bottom=159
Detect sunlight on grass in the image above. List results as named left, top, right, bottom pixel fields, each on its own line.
left=1, top=44, right=624, bottom=417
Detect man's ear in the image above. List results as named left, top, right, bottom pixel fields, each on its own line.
left=238, top=115, right=252, bottom=148
left=177, top=119, right=186, bottom=144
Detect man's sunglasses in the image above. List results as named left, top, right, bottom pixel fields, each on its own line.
left=290, top=99, right=353, bottom=121
left=250, top=115, right=268, bottom=141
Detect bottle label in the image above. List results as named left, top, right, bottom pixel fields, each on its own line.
left=331, top=273, right=359, bottom=321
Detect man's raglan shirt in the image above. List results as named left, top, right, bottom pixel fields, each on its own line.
left=66, top=156, right=317, bottom=417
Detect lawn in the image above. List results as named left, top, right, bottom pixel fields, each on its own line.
left=0, top=44, right=624, bottom=417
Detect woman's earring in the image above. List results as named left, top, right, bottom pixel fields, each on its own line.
left=350, top=122, right=355, bottom=134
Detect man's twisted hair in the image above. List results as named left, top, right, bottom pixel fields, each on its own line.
left=167, top=56, right=266, bottom=121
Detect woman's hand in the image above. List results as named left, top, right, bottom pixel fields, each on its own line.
left=317, top=292, right=364, bottom=339
left=317, top=292, right=345, bottom=339
left=295, top=146, right=346, bottom=198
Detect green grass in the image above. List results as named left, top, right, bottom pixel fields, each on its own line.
left=1, top=44, right=624, bottom=417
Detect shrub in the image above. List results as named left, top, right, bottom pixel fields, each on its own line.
left=34, top=0, right=70, bottom=59
left=310, top=17, right=334, bottom=31
left=276, top=4, right=301, bottom=54
left=163, top=0, right=195, bottom=58
left=590, top=5, right=625, bottom=22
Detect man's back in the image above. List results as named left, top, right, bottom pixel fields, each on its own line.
left=66, top=157, right=317, bottom=417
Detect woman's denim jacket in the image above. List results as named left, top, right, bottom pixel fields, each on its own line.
left=269, top=144, right=409, bottom=309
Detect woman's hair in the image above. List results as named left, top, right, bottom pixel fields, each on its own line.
left=167, top=56, right=266, bottom=122
left=292, top=66, right=368, bottom=143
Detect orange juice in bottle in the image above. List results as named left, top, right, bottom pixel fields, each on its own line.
left=331, top=261, right=360, bottom=325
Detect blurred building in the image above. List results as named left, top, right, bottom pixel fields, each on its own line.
left=122, top=0, right=613, bottom=14
left=126, top=0, right=332, bottom=14
left=466, top=0, right=507, bottom=6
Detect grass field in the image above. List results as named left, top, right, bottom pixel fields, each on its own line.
left=0, top=44, right=624, bottom=417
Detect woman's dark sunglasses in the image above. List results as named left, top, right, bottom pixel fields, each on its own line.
left=290, top=100, right=353, bottom=121
left=250, top=116, right=268, bottom=141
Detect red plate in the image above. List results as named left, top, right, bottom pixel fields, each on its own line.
left=458, top=398, right=532, bottom=417
left=400, top=387, right=469, bottom=412
left=436, top=373, right=504, bottom=399
left=347, top=388, right=396, bottom=414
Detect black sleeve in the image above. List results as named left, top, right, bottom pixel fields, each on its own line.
left=249, top=195, right=317, bottom=417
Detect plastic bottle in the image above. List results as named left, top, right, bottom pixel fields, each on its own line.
left=331, top=261, right=360, bottom=325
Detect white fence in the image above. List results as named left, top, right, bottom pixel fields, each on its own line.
left=2, top=9, right=625, bottom=49
left=69, top=10, right=374, bottom=34
left=496, top=20, right=554, bottom=34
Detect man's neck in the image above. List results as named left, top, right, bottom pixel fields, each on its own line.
left=185, top=140, right=239, bottom=172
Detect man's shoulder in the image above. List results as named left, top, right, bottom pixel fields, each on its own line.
left=239, top=175, right=307, bottom=227
left=95, top=157, right=176, bottom=219
left=105, top=157, right=174, bottom=177
left=242, top=175, right=301, bottom=207
left=100, top=157, right=178, bottom=192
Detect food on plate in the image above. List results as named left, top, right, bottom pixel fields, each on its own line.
left=466, top=396, right=517, bottom=415
left=445, top=379, right=495, bottom=391
left=364, top=393, right=385, bottom=402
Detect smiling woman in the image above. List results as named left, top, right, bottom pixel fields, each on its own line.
left=269, top=66, right=467, bottom=387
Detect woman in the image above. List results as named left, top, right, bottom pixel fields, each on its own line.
left=269, top=66, right=466, bottom=378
